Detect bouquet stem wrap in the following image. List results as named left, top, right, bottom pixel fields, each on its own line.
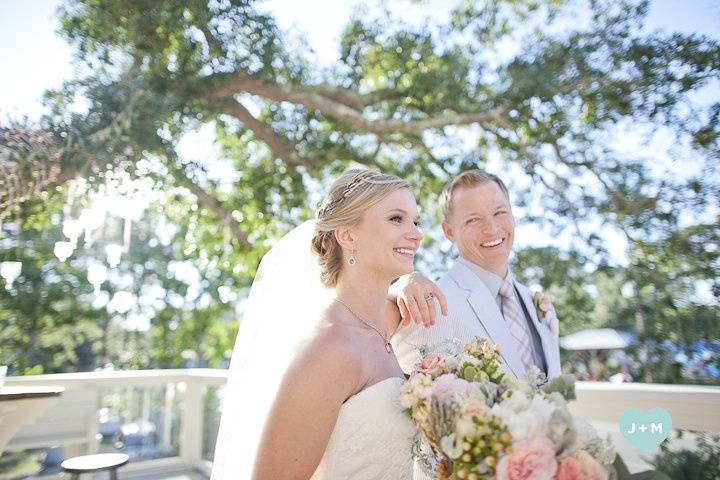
left=436, top=458, right=452, bottom=480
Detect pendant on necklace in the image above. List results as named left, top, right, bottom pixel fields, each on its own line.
left=385, top=342, right=394, bottom=354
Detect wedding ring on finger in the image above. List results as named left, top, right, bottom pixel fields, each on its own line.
left=425, top=292, right=434, bottom=301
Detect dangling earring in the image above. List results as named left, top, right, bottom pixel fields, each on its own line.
left=348, top=247, right=356, bottom=266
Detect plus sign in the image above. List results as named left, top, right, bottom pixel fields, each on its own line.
left=639, top=424, right=647, bottom=432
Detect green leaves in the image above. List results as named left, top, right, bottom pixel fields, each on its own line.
left=2, top=0, right=718, bottom=375
left=542, top=374, right=577, bottom=401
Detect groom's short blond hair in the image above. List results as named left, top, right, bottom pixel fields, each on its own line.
left=440, top=169, right=510, bottom=220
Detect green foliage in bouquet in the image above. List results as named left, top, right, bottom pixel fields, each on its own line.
left=429, top=397, right=462, bottom=443
left=443, top=415, right=513, bottom=479
left=459, top=338, right=506, bottom=385
left=547, top=409, right=578, bottom=455
left=542, top=374, right=577, bottom=401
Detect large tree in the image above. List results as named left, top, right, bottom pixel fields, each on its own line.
left=1, top=0, right=718, bottom=373
left=2, top=0, right=716, bottom=238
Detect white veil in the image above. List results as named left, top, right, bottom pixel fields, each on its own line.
left=211, top=220, right=333, bottom=480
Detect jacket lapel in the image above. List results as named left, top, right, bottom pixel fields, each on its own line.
left=448, top=262, right=525, bottom=378
left=515, top=284, right=561, bottom=378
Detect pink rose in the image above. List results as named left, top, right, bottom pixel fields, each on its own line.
left=461, top=400, right=485, bottom=418
left=557, top=456, right=587, bottom=480
left=575, top=451, right=608, bottom=480
left=496, top=437, right=558, bottom=480
left=417, top=354, right=444, bottom=376
left=431, top=374, right=474, bottom=400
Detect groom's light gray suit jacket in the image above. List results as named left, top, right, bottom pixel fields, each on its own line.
left=391, top=259, right=561, bottom=379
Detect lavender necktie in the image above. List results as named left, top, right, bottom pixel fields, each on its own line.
left=498, top=280, right=533, bottom=371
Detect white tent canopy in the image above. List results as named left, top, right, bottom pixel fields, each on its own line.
left=559, top=328, right=635, bottom=351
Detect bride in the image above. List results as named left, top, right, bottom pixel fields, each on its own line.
left=211, top=168, right=433, bottom=479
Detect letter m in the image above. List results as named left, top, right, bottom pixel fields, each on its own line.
left=651, top=422, right=663, bottom=434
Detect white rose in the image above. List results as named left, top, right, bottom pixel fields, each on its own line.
left=505, top=410, right=548, bottom=441
left=501, top=395, right=561, bottom=442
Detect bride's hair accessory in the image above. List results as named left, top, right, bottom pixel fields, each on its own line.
left=318, top=173, right=368, bottom=217
left=317, top=169, right=406, bottom=218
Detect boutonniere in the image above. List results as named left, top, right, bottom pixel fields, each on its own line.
left=533, top=291, right=559, bottom=336
left=532, top=291, right=554, bottom=320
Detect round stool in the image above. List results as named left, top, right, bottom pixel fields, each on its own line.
left=61, top=453, right=129, bottom=480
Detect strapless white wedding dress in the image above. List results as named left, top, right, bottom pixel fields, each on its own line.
left=310, top=377, right=414, bottom=480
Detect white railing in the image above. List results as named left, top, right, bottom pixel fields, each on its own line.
left=4, top=371, right=719, bottom=477
left=571, top=381, right=720, bottom=431
left=572, top=381, right=720, bottom=472
left=4, top=369, right=228, bottom=478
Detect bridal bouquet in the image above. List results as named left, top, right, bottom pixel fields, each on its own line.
left=400, top=337, right=616, bottom=480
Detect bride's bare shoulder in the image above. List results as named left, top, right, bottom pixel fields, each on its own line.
left=286, top=310, right=365, bottom=391
left=311, top=310, right=364, bottom=362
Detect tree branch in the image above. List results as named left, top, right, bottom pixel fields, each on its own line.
left=206, top=72, right=507, bottom=135
left=171, top=165, right=251, bottom=248
left=0, top=128, right=73, bottom=217
left=218, top=100, right=309, bottom=168
left=528, top=115, right=640, bottom=243
left=311, top=85, right=403, bottom=109
left=407, top=136, right=452, bottom=177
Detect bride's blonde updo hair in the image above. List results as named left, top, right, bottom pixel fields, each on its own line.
left=312, top=168, right=409, bottom=287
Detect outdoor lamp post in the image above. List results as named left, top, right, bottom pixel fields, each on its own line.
left=105, top=244, right=123, bottom=269
left=0, top=261, right=22, bottom=290
left=53, top=241, right=75, bottom=262
left=87, top=263, right=108, bottom=295
left=62, top=218, right=83, bottom=246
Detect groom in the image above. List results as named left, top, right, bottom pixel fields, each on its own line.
left=390, top=169, right=561, bottom=379
left=389, top=169, right=669, bottom=480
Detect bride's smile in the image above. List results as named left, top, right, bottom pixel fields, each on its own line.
left=393, top=247, right=417, bottom=257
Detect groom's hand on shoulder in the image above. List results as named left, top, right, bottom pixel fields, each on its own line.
left=392, top=272, right=448, bottom=328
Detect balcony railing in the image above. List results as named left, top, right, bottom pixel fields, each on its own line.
left=2, top=369, right=226, bottom=478
left=2, top=370, right=719, bottom=478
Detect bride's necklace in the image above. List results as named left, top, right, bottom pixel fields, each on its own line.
left=334, top=298, right=394, bottom=354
